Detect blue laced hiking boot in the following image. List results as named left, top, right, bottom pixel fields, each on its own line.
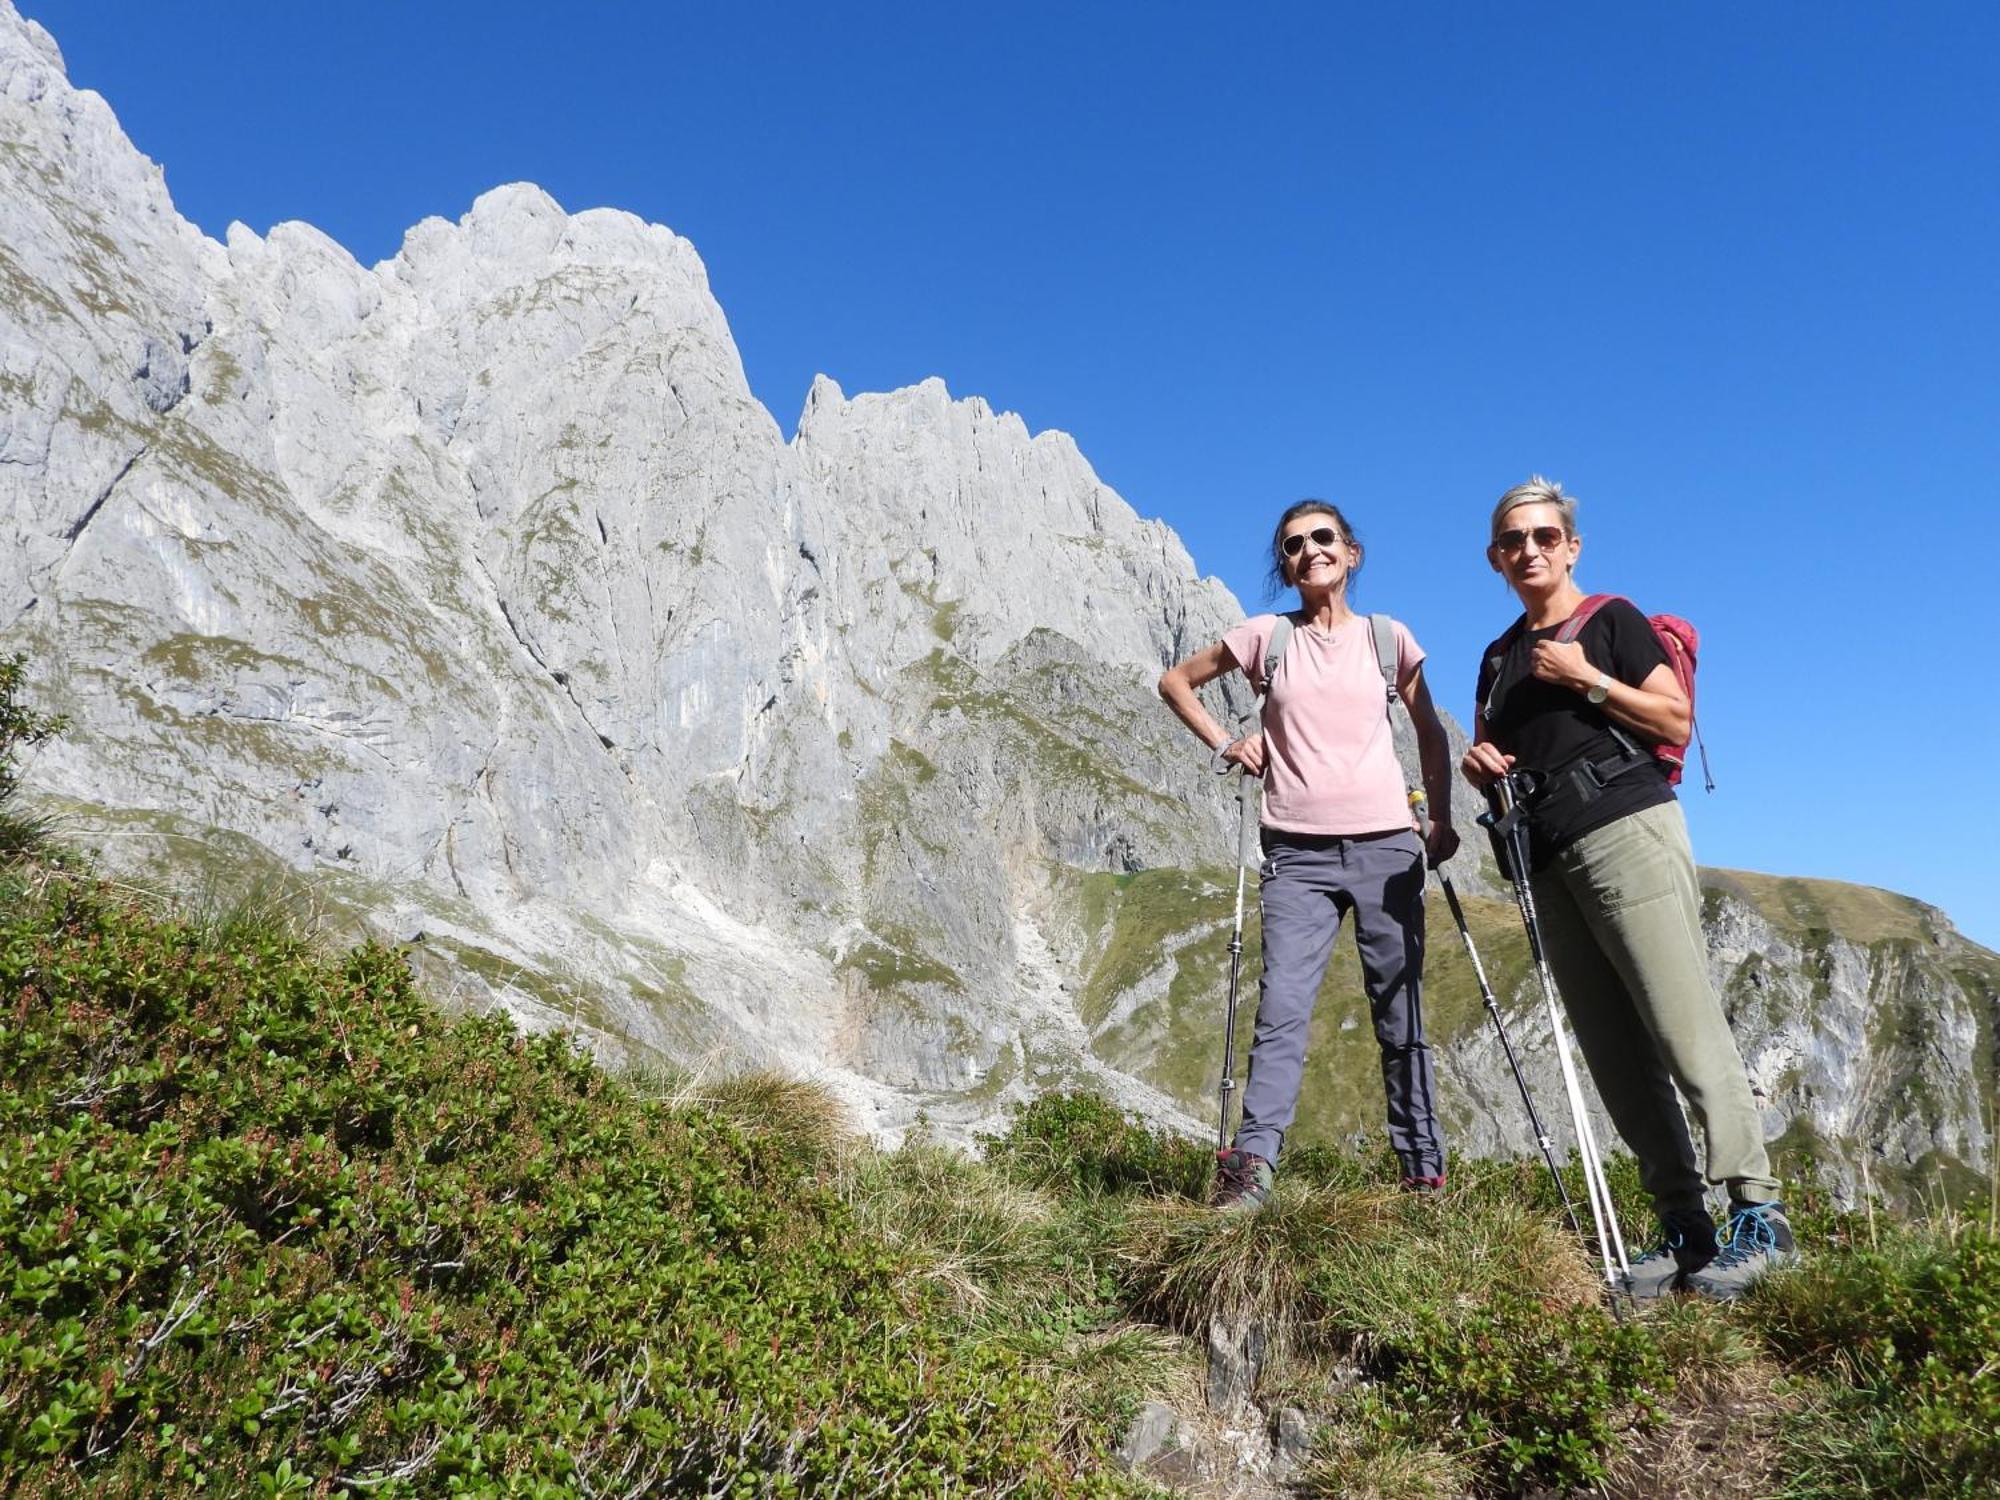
left=1683, top=1200, right=1799, bottom=1302
left=1620, top=1206, right=1719, bottom=1300
left=1211, top=1148, right=1275, bottom=1211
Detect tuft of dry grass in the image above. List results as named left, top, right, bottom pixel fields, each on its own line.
left=0, top=804, right=63, bottom=866
left=840, top=1139, right=1058, bottom=1310
left=1298, top=1416, right=1473, bottom=1500
left=1120, top=1173, right=1606, bottom=1375
left=635, top=1065, right=856, bottom=1167
left=185, top=868, right=336, bottom=952
left=1117, top=1182, right=1401, bottom=1363
left=1303, top=1191, right=1604, bottom=1349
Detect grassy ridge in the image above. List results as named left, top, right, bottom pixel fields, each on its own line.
left=2, top=864, right=1996, bottom=1496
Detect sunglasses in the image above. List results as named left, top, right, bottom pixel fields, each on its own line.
left=1280, top=525, right=1346, bottom=559
left=1493, top=525, right=1568, bottom=554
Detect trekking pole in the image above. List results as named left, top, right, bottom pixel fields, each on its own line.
left=1407, top=790, right=1580, bottom=1233
left=1481, top=775, right=1630, bottom=1287
left=1411, top=791, right=1579, bottom=1229
left=1210, top=741, right=1262, bottom=1150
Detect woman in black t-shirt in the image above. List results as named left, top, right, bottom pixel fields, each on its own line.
left=1461, top=477, right=1797, bottom=1302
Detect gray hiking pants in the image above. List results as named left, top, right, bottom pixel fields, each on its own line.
left=1530, top=800, right=1780, bottom=1214
left=1234, top=828, right=1445, bottom=1178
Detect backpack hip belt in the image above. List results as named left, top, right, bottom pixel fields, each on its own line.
left=1548, top=737, right=1655, bottom=808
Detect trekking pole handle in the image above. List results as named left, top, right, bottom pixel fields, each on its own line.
left=1211, top=736, right=1263, bottom=777
left=1409, top=787, right=1444, bottom=868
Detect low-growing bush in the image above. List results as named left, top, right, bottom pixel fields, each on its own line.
left=1746, top=1218, right=2000, bottom=1496
left=0, top=652, right=68, bottom=867
left=0, top=880, right=1145, bottom=1496
left=3, top=830, right=1988, bottom=1498
left=1375, top=1293, right=1670, bottom=1492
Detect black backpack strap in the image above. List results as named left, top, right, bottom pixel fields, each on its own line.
left=1480, top=614, right=1529, bottom=727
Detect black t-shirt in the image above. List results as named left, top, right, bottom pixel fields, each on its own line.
left=1474, top=596, right=1675, bottom=869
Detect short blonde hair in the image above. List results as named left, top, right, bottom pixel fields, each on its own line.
left=1490, top=475, right=1578, bottom=539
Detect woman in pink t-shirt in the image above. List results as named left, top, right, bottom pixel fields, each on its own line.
left=1159, top=501, right=1460, bottom=1209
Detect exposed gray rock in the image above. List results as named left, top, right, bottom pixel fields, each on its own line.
left=1269, top=1406, right=1314, bottom=1478
left=1206, top=1313, right=1268, bottom=1414
left=0, top=0, right=1246, bottom=1144
left=1116, top=1400, right=1183, bottom=1472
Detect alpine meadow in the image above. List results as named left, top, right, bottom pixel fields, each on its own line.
left=2, top=3, right=1996, bottom=1495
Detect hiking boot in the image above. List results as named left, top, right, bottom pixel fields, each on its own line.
left=1399, top=1174, right=1447, bottom=1196
left=1683, top=1200, right=1799, bottom=1302
left=1211, top=1148, right=1274, bottom=1211
left=1620, top=1205, right=1719, bottom=1300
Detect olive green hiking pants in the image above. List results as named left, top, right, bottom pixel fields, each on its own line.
left=1530, top=800, right=1780, bottom=1215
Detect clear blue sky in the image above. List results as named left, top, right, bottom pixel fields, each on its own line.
left=28, top=2, right=2000, bottom=948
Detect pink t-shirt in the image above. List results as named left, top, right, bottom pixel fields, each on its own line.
left=1221, top=613, right=1425, bottom=835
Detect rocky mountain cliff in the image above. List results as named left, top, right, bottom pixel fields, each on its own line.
left=3, top=1, right=1991, bottom=1201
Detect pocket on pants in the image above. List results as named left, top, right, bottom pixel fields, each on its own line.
left=1566, top=813, right=1678, bottom=915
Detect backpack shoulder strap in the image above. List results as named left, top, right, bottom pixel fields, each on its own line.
left=1369, top=613, right=1400, bottom=706
left=1261, top=613, right=1295, bottom=698
left=1480, top=614, right=1529, bottom=724
left=1555, top=593, right=1622, bottom=644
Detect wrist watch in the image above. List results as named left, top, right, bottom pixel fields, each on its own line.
left=1586, top=672, right=1611, bottom=705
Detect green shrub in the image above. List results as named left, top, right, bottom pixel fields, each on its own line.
left=0, top=651, right=67, bottom=865
left=1747, top=1220, right=2000, bottom=1496
left=3, top=824, right=1983, bottom=1497
left=1373, top=1293, right=1670, bottom=1492
left=979, top=1090, right=1210, bottom=1199
left=0, top=652, right=65, bottom=806
left=0, top=878, right=1142, bottom=1496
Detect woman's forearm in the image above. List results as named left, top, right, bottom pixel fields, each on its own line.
left=1533, top=643, right=1690, bottom=746
left=1158, top=670, right=1232, bottom=750
left=1415, top=712, right=1454, bottom=822
left=1597, top=677, right=1691, bottom=746
left=1157, top=641, right=1241, bottom=751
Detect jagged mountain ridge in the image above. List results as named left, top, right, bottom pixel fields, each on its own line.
left=2, top=1, right=1992, bottom=1196
left=0, top=0, right=1309, bottom=1141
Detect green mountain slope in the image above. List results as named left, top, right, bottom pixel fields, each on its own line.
left=1074, top=864, right=1999, bottom=1207
left=3, top=860, right=1995, bottom=1497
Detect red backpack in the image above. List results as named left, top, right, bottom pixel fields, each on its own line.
left=1488, top=593, right=1714, bottom=790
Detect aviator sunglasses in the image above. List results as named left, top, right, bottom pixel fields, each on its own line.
left=1493, top=525, right=1568, bottom=554
left=1280, top=525, right=1347, bottom=558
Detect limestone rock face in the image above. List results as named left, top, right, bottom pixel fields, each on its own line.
left=0, top=0, right=1262, bottom=1142
left=2, top=1, right=1991, bottom=1194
